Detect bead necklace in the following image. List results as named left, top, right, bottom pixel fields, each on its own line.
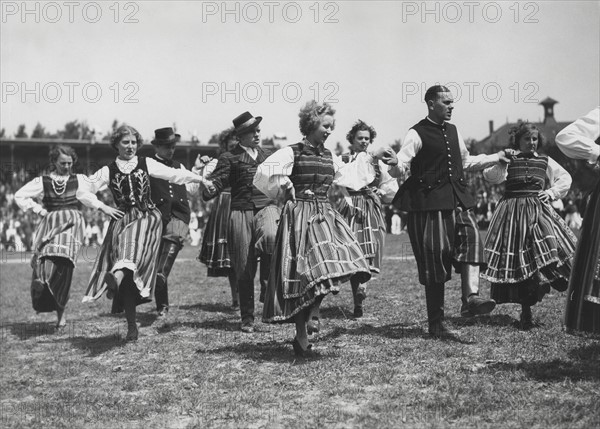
left=51, top=175, right=68, bottom=196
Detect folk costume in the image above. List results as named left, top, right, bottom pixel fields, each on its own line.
left=482, top=153, right=576, bottom=313
left=15, top=173, right=86, bottom=319
left=389, top=117, right=502, bottom=334
left=338, top=152, right=398, bottom=316
left=254, top=141, right=374, bottom=323
left=556, top=107, right=600, bottom=334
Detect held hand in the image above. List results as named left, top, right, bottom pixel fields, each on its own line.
left=101, top=205, right=124, bottom=220
left=38, top=208, right=48, bottom=217
left=379, top=148, right=398, bottom=166
left=538, top=190, right=553, bottom=204
left=497, top=150, right=512, bottom=165
left=202, top=178, right=216, bottom=195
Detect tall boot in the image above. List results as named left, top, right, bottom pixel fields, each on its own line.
left=351, top=277, right=365, bottom=318
left=155, top=240, right=182, bottom=315
left=259, top=255, right=271, bottom=303
left=122, top=278, right=138, bottom=341
left=425, top=282, right=449, bottom=338
left=229, top=272, right=239, bottom=308
left=460, top=264, right=496, bottom=317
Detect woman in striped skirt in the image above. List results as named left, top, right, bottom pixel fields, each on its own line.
left=482, top=122, right=577, bottom=329
left=254, top=101, right=378, bottom=356
left=15, top=145, right=87, bottom=329
left=337, top=120, right=398, bottom=318
left=198, top=128, right=238, bottom=307
left=79, top=125, right=211, bottom=341
left=555, top=107, right=600, bottom=335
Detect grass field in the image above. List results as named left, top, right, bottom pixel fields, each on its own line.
left=0, top=232, right=598, bottom=428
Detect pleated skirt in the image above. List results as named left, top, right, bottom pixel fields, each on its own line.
left=198, top=191, right=232, bottom=277
left=83, top=207, right=163, bottom=309
left=262, top=198, right=371, bottom=323
left=565, top=180, right=600, bottom=334
left=342, top=193, right=386, bottom=274
left=30, top=209, right=84, bottom=312
left=483, top=196, right=576, bottom=304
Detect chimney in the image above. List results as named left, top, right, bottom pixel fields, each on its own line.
left=539, top=97, right=558, bottom=125
left=489, top=120, right=494, bottom=135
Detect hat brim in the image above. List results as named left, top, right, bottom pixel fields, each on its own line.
left=151, top=134, right=181, bottom=145
left=235, top=116, right=262, bottom=136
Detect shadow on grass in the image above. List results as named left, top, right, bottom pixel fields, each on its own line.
left=6, top=322, right=58, bottom=340
left=155, top=317, right=240, bottom=334
left=178, top=302, right=238, bottom=314
left=320, top=322, right=475, bottom=344
left=196, top=339, right=327, bottom=363
left=58, top=333, right=125, bottom=357
left=447, top=314, right=516, bottom=328
left=486, top=342, right=600, bottom=381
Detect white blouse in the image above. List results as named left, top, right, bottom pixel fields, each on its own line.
left=555, top=107, right=600, bottom=164
left=15, top=173, right=89, bottom=214
left=79, top=156, right=202, bottom=210
left=253, top=146, right=379, bottom=201
left=482, top=156, right=572, bottom=200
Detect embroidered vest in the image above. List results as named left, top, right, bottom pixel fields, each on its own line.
left=290, top=142, right=334, bottom=200
left=108, top=157, right=155, bottom=211
left=42, top=175, right=81, bottom=211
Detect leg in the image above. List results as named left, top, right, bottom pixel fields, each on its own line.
left=229, top=210, right=256, bottom=332
left=460, top=263, right=496, bottom=317
left=106, top=269, right=125, bottom=300
left=258, top=254, right=271, bottom=304
left=121, top=271, right=138, bottom=341
left=154, top=238, right=182, bottom=315
left=351, top=276, right=365, bottom=318
left=307, top=295, right=323, bottom=334
left=293, top=310, right=312, bottom=356
left=228, top=271, right=239, bottom=308
left=425, top=282, right=451, bottom=338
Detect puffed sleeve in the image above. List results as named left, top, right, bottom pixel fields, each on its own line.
left=14, top=177, right=44, bottom=214
left=76, top=169, right=110, bottom=209
left=333, top=151, right=376, bottom=191
left=482, top=163, right=508, bottom=185
left=546, top=157, right=572, bottom=200
left=388, top=129, right=421, bottom=178
left=146, top=157, right=203, bottom=185
left=377, top=160, right=399, bottom=203
left=555, top=107, right=600, bottom=164
left=253, top=147, right=295, bottom=200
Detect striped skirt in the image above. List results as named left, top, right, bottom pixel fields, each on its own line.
left=30, top=209, right=84, bottom=312
left=262, top=198, right=371, bottom=323
left=340, top=192, right=386, bottom=274
left=407, top=209, right=484, bottom=286
left=482, top=196, right=576, bottom=288
left=565, top=180, right=600, bottom=334
left=198, top=191, right=232, bottom=277
left=83, top=207, right=162, bottom=309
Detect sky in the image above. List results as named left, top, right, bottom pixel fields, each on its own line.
left=1, top=1, right=599, bottom=151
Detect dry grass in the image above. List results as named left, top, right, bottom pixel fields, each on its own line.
left=1, top=233, right=598, bottom=428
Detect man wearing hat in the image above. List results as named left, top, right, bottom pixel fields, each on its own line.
left=150, top=127, right=200, bottom=317
left=203, top=112, right=280, bottom=333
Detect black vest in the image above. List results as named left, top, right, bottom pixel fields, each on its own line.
left=108, top=157, right=155, bottom=212
left=42, top=175, right=81, bottom=211
left=149, top=155, right=191, bottom=225
left=290, top=142, right=334, bottom=200
left=394, top=119, right=475, bottom=211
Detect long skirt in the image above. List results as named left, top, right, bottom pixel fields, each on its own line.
left=198, top=191, right=232, bottom=277
left=83, top=207, right=162, bottom=312
left=262, top=198, right=371, bottom=323
left=340, top=192, right=386, bottom=274
left=565, top=180, right=600, bottom=334
left=30, top=209, right=84, bottom=312
left=483, top=196, right=576, bottom=304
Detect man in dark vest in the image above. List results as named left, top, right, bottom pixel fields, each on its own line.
left=203, top=112, right=280, bottom=333
left=150, top=127, right=198, bottom=317
left=382, top=85, right=510, bottom=337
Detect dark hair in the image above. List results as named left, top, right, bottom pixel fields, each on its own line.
left=110, top=124, right=143, bottom=151
left=49, top=145, right=77, bottom=170
left=346, top=120, right=377, bottom=144
left=298, top=100, right=336, bottom=136
left=218, top=127, right=237, bottom=154
left=508, top=121, right=546, bottom=149
left=424, top=85, right=450, bottom=103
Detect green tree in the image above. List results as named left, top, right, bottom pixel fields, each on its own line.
left=0, top=128, right=5, bottom=138
left=58, top=120, right=91, bottom=140
left=31, top=122, right=47, bottom=138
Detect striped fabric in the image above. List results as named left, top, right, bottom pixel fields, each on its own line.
left=483, top=157, right=577, bottom=286
left=565, top=179, right=600, bottom=334
left=32, top=209, right=85, bottom=263
left=340, top=190, right=386, bottom=274
left=407, top=209, right=484, bottom=286
left=198, top=190, right=232, bottom=277
left=83, top=207, right=163, bottom=306
left=31, top=257, right=73, bottom=312
left=262, top=143, right=371, bottom=323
